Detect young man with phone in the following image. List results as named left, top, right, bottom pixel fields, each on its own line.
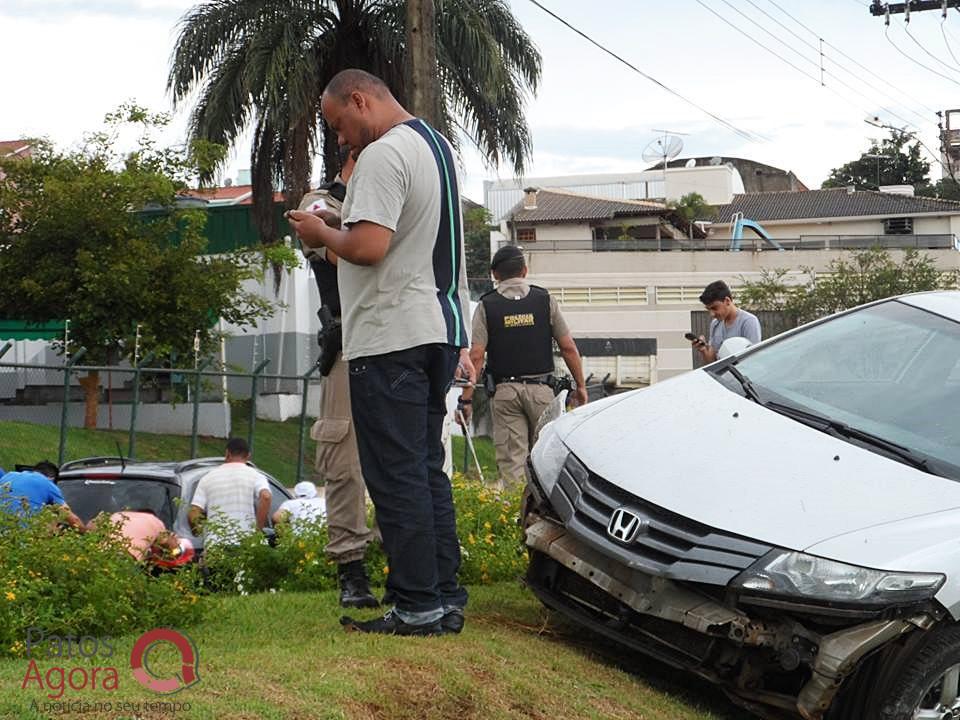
left=690, top=280, right=762, bottom=363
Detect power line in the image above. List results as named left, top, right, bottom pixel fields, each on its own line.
left=724, top=0, right=930, bottom=130
left=942, top=19, right=960, bottom=66
left=764, top=0, right=941, bottom=116
left=884, top=24, right=960, bottom=88
left=525, top=0, right=764, bottom=142
left=741, top=0, right=933, bottom=127
left=698, top=0, right=927, bottom=135
left=904, top=22, right=960, bottom=71
left=699, top=0, right=952, bottom=177
left=694, top=0, right=822, bottom=84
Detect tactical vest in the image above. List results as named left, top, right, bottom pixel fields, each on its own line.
left=300, top=180, right=347, bottom=318
left=482, top=285, right=554, bottom=378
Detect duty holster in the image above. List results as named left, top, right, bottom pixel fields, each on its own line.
left=316, top=306, right=342, bottom=377
left=481, top=370, right=497, bottom=397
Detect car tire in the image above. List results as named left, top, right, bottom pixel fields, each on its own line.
left=865, top=623, right=960, bottom=720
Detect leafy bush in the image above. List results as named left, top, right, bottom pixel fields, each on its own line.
left=201, top=475, right=526, bottom=594
left=0, top=508, right=204, bottom=658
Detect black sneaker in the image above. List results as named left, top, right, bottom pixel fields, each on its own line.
left=340, top=610, right=442, bottom=636
left=441, top=609, right=464, bottom=635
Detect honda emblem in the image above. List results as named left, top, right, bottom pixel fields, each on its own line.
left=607, top=507, right=645, bottom=544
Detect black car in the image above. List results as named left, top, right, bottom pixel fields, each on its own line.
left=56, top=456, right=294, bottom=557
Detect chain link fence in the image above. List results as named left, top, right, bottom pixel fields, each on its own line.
left=0, top=342, right=320, bottom=486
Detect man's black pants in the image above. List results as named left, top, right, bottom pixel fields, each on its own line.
left=349, top=343, right=468, bottom=617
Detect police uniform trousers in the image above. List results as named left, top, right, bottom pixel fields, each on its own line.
left=492, top=381, right=555, bottom=488
left=311, top=352, right=376, bottom=563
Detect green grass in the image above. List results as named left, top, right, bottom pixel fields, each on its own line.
left=0, top=412, right=308, bottom=488
left=0, top=583, right=753, bottom=720
left=0, top=417, right=498, bottom=490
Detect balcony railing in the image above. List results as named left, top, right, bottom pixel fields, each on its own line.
left=502, top=234, right=960, bottom=253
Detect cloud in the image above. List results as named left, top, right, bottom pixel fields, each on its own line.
left=0, top=0, right=192, bottom=21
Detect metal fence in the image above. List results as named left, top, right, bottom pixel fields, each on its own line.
left=501, top=234, right=959, bottom=253
left=0, top=341, right=320, bottom=486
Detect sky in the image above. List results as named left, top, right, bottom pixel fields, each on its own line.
left=2, top=0, right=959, bottom=203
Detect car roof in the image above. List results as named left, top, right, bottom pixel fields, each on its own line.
left=898, top=290, right=960, bottom=322
left=57, top=457, right=264, bottom=484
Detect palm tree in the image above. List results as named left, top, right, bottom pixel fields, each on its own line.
left=167, top=0, right=541, bottom=242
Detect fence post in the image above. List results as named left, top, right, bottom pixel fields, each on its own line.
left=247, top=359, right=270, bottom=455
left=295, top=361, right=321, bottom=484
left=190, top=359, right=213, bottom=459
left=127, top=352, right=154, bottom=460
left=0, top=341, right=11, bottom=360
left=58, top=348, right=87, bottom=466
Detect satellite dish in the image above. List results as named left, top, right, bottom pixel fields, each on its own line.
left=642, top=133, right=684, bottom=166
left=684, top=158, right=697, bottom=168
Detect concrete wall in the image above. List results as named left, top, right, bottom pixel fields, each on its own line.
left=664, top=165, right=741, bottom=205
left=711, top=214, right=957, bottom=239
left=0, top=402, right=231, bottom=438
left=527, top=246, right=960, bottom=379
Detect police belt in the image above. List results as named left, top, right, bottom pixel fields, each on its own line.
left=494, top=375, right=553, bottom=386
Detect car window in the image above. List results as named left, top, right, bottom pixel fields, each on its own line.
left=728, top=300, right=960, bottom=473
left=268, top=480, right=289, bottom=518
left=58, top=478, right=177, bottom=526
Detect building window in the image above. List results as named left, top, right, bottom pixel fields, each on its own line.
left=516, top=227, right=537, bottom=243
left=883, top=217, right=913, bottom=235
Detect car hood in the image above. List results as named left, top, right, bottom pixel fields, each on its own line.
left=556, top=370, right=960, bottom=556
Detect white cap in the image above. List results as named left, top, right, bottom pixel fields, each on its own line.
left=294, top=481, right=318, bottom=499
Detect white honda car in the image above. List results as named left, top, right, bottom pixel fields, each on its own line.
left=524, top=291, right=960, bottom=720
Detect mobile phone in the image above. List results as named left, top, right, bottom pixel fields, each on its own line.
left=685, top=332, right=705, bottom=346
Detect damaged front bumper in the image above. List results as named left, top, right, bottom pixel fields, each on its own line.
left=525, top=512, right=931, bottom=719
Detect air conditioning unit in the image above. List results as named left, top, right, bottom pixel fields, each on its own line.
left=883, top=217, right=913, bottom=235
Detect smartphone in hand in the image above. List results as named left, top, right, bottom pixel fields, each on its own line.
left=685, top=332, right=705, bottom=347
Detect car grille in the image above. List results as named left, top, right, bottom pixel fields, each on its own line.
left=548, top=454, right=773, bottom=585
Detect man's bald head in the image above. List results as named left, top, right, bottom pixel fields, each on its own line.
left=324, top=69, right=391, bottom=103
left=321, top=69, right=409, bottom=157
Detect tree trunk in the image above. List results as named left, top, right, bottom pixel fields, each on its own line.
left=78, top=371, right=100, bottom=430
left=406, top=0, right=441, bottom=126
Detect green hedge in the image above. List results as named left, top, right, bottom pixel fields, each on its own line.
left=0, top=510, right=204, bottom=658
left=202, top=475, right=527, bottom=594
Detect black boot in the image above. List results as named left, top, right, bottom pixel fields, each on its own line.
left=338, top=560, right=379, bottom=609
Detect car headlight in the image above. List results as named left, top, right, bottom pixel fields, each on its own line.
left=731, top=550, right=945, bottom=606
left=529, top=422, right=570, bottom=497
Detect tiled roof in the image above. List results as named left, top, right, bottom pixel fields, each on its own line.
left=713, top=188, right=960, bottom=223
left=183, top=185, right=285, bottom=205
left=508, top=188, right=668, bottom=224
left=0, top=140, right=32, bottom=158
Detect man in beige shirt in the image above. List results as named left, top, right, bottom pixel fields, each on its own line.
left=459, top=245, right=588, bottom=488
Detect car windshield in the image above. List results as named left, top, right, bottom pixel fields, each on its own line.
left=714, top=300, right=960, bottom=478
left=57, top=477, right=178, bottom=526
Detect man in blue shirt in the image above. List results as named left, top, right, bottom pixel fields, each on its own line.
left=0, top=461, right=86, bottom=530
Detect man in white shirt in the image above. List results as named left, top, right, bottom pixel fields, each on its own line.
left=272, top=481, right=327, bottom=528
left=188, top=438, right=271, bottom=546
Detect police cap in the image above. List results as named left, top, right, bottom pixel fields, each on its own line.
left=490, top=244, right=525, bottom=271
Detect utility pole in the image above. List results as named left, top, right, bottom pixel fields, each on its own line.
left=870, top=1, right=960, bottom=15
left=406, top=0, right=441, bottom=127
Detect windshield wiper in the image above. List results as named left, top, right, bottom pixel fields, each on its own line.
left=723, top=363, right=762, bottom=403
left=763, top=400, right=938, bottom=476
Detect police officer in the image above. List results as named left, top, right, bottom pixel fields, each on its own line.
left=459, top=245, right=588, bottom=488
left=298, top=149, right=378, bottom=609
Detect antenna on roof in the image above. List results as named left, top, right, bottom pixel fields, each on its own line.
left=643, top=130, right=687, bottom=198
left=115, top=441, right=126, bottom=473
